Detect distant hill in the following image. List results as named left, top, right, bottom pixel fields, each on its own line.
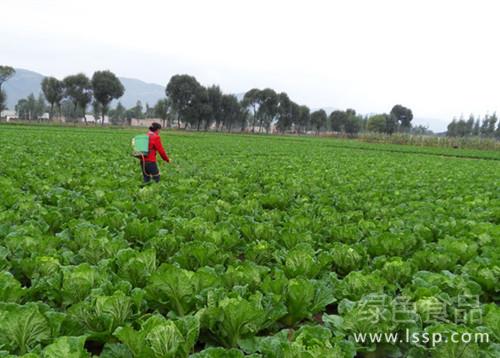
left=3, top=69, right=44, bottom=109
left=113, top=77, right=165, bottom=108
left=2, top=68, right=166, bottom=110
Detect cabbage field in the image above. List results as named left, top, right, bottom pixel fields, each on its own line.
left=0, top=124, right=498, bottom=357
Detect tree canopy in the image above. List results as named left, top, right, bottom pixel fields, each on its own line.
left=311, top=109, right=327, bottom=134
left=15, top=93, right=46, bottom=121
left=63, top=74, right=92, bottom=122
left=367, top=114, right=389, bottom=133
left=0, top=90, right=6, bottom=112
left=390, top=104, right=413, bottom=130
left=91, top=70, right=125, bottom=124
left=257, top=88, right=278, bottom=133
left=329, top=110, right=347, bottom=132
left=220, top=94, right=246, bottom=131
left=0, top=66, right=15, bottom=90
left=0, top=66, right=15, bottom=111
left=242, top=89, right=261, bottom=132
left=154, top=98, right=171, bottom=128
left=447, top=113, right=499, bottom=138
left=166, top=74, right=205, bottom=126
left=206, top=85, right=223, bottom=130
left=41, top=77, right=65, bottom=119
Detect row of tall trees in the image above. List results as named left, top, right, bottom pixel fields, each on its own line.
left=38, top=71, right=124, bottom=124
left=2, top=66, right=429, bottom=136
left=5, top=65, right=500, bottom=140
left=306, top=106, right=420, bottom=136
left=162, top=75, right=392, bottom=135
left=108, top=100, right=161, bottom=125
left=447, top=114, right=499, bottom=138
left=165, top=75, right=247, bottom=131
left=8, top=70, right=124, bottom=123
left=15, top=93, right=47, bottom=121
left=365, top=105, right=414, bottom=134
left=1, top=65, right=417, bottom=135
left=242, top=89, right=315, bottom=134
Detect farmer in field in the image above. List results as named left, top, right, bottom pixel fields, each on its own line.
left=139, top=122, right=170, bottom=183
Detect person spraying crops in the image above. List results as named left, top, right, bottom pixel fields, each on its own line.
left=132, top=122, right=170, bottom=183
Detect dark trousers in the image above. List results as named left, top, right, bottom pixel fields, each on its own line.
left=140, top=161, right=160, bottom=183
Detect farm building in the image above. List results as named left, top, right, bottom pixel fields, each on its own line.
left=0, top=110, right=17, bottom=121
left=84, top=114, right=109, bottom=124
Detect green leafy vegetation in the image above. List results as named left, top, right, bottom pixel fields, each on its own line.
left=0, top=125, right=498, bottom=357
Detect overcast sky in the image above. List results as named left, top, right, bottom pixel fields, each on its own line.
left=2, top=0, right=499, bottom=131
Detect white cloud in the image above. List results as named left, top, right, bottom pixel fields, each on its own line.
left=2, top=0, right=499, bottom=131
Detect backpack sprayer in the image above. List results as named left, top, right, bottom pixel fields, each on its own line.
left=132, top=134, right=150, bottom=157
left=131, top=134, right=156, bottom=179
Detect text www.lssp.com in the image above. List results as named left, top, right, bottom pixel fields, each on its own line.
left=352, top=329, right=490, bottom=346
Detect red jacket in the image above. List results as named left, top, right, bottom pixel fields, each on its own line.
left=144, top=131, right=170, bottom=162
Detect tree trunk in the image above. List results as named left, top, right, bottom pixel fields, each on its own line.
left=251, top=106, right=257, bottom=132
